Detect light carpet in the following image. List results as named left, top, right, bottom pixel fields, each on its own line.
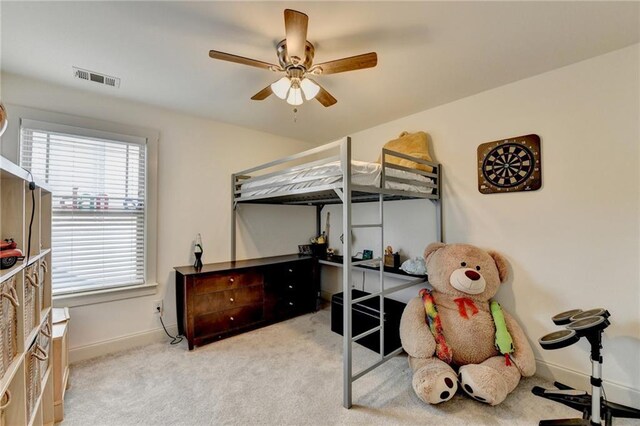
left=63, top=308, right=633, bottom=425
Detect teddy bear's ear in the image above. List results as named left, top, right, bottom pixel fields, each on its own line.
left=488, top=250, right=509, bottom=283
left=424, top=242, right=446, bottom=262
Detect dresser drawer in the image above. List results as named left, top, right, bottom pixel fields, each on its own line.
left=193, top=285, right=264, bottom=314
left=281, top=260, right=312, bottom=280
left=279, top=296, right=298, bottom=318
left=194, top=304, right=263, bottom=337
left=193, top=270, right=262, bottom=294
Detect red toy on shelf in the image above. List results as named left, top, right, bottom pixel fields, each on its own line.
left=0, top=238, right=25, bottom=269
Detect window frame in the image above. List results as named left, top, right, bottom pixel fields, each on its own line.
left=13, top=106, right=159, bottom=307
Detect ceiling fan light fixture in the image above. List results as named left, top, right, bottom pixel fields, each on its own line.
left=271, top=76, right=291, bottom=99
left=286, top=86, right=303, bottom=106
left=300, top=78, right=320, bottom=100
left=209, top=9, right=378, bottom=108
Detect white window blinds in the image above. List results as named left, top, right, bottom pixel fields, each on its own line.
left=20, top=119, right=147, bottom=295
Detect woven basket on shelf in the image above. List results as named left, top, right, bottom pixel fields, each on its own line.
left=0, top=276, right=19, bottom=378
left=38, top=259, right=48, bottom=314
left=37, top=321, right=51, bottom=381
left=26, top=343, right=43, bottom=421
left=24, top=264, right=39, bottom=340
left=0, top=390, right=12, bottom=425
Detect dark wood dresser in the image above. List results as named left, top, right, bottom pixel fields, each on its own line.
left=174, top=254, right=319, bottom=350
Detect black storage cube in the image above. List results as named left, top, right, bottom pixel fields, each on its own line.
left=331, top=289, right=406, bottom=355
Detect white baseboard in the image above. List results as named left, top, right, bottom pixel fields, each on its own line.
left=535, top=358, right=640, bottom=409
left=69, top=323, right=179, bottom=364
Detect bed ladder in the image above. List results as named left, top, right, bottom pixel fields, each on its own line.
left=341, top=193, right=427, bottom=407
left=338, top=143, right=406, bottom=409
left=345, top=191, right=395, bottom=407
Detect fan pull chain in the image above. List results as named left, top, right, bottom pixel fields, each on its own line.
left=293, top=107, right=298, bottom=123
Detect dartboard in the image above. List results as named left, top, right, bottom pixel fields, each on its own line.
left=478, top=134, right=541, bottom=194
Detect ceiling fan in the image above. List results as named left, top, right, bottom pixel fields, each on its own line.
left=209, top=9, right=378, bottom=107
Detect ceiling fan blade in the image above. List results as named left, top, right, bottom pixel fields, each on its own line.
left=209, top=50, right=277, bottom=70
left=251, top=85, right=273, bottom=101
left=284, top=9, right=308, bottom=64
left=313, top=81, right=337, bottom=107
left=314, top=52, right=378, bottom=75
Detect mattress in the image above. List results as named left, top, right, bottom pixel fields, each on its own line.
left=238, top=160, right=433, bottom=199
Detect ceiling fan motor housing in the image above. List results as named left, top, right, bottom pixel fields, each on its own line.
left=277, top=39, right=315, bottom=70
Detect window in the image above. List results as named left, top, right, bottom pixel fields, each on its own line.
left=20, top=119, right=149, bottom=295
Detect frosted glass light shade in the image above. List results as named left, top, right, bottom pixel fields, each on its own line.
left=271, top=77, right=291, bottom=99
left=300, top=78, right=320, bottom=100
left=286, top=87, right=303, bottom=106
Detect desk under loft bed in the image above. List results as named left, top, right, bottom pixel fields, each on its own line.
left=231, top=136, right=442, bottom=408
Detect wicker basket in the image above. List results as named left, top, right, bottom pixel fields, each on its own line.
left=38, top=259, right=48, bottom=313
left=0, top=276, right=19, bottom=378
left=26, top=342, right=43, bottom=421
left=24, top=264, right=39, bottom=340
left=38, top=321, right=51, bottom=381
left=0, top=390, right=12, bottom=425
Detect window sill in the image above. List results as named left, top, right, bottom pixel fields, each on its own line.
left=53, top=282, right=158, bottom=308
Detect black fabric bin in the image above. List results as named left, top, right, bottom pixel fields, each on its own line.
left=331, top=289, right=406, bottom=355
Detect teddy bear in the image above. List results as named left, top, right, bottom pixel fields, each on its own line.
left=399, top=242, right=536, bottom=406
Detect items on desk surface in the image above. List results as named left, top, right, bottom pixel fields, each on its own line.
left=299, top=243, right=327, bottom=257
left=306, top=232, right=328, bottom=257
left=400, top=257, right=427, bottom=275
left=384, top=245, right=400, bottom=269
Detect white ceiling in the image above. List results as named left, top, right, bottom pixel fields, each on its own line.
left=2, top=1, right=639, bottom=143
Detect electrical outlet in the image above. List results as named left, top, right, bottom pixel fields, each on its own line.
left=153, top=300, right=163, bottom=315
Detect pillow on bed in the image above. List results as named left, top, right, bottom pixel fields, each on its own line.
left=376, top=131, right=434, bottom=173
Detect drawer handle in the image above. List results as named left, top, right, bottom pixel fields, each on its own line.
left=0, top=286, right=19, bottom=308
left=31, top=344, right=48, bottom=361
left=229, top=277, right=235, bottom=283
left=230, top=316, right=235, bottom=321
left=26, top=273, right=40, bottom=288
left=229, top=297, right=234, bottom=303
left=0, top=390, right=11, bottom=410
left=41, top=322, right=52, bottom=338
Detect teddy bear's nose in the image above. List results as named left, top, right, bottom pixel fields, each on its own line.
left=465, top=270, right=481, bottom=281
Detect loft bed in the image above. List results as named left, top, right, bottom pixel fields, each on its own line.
left=230, top=136, right=442, bottom=408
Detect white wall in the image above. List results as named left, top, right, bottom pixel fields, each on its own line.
left=0, top=73, right=317, bottom=360
left=322, top=45, right=640, bottom=407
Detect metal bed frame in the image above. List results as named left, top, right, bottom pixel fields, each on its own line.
left=230, top=136, right=442, bottom=408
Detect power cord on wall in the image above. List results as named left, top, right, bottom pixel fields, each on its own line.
left=156, top=305, right=184, bottom=345
left=22, top=168, right=36, bottom=266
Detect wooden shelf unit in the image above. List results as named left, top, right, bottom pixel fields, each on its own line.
left=1, top=156, right=53, bottom=426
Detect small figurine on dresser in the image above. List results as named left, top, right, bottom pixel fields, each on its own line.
left=384, top=245, right=400, bottom=269
left=193, top=234, right=203, bottom=269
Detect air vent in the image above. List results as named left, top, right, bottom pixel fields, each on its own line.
left=73, top=67, right=120, bottom=88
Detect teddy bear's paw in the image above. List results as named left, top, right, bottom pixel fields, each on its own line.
left=412, top=366, right=458, bottom=405
left=458, top=364, right=508, bottom=406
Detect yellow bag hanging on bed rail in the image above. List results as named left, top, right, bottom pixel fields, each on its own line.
left=377, top=131, right=434, bottom=173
